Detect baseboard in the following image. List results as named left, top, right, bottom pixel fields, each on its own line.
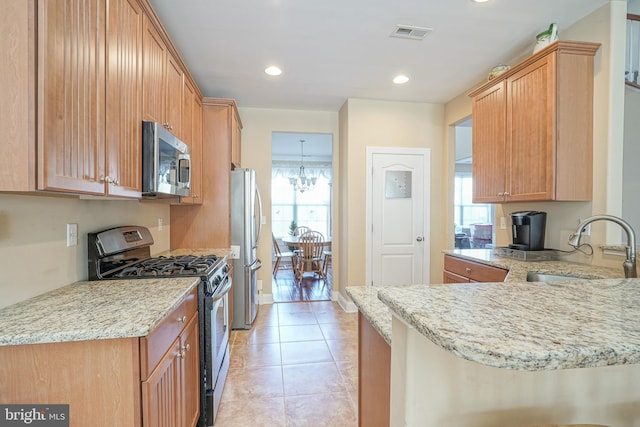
left=259, top=293, right=274, bottom=305
left=336, top=292, right=357, bottom=313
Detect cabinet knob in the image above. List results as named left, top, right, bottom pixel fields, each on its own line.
left=162, top=122, right=170, bottom=129
left=182, top=344, right=191, bottom=352
left=465, top=267, right=472, bottom=273
left=503, top=191, right=510, bottom=196
left=416, top=236, right=424, bottom=242
left=497, top=192, right=504, bottom=197
left=177, top=350, right=185, bottom=359
left=178, top=315, right=187, bottom=323
left=101, top=176, right=113, bottom=184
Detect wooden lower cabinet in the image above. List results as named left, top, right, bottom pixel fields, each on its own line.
left=358, top=312, right=390, bottom=427
left=443, top=254, right=508, bottom=283
left=142, top=313, right=199, bottom=427
left=0, top=289, right=199, bottom=427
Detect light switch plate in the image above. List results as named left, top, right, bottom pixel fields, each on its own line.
left=67, top=223, right=78, bottom=247
left=230, top=245, right=240, bottom=259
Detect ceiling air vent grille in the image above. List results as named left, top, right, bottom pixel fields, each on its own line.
left=390, top=25, right=432, bottom=40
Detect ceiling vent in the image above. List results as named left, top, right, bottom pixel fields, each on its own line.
left=390, top=25, right=432, bottom=40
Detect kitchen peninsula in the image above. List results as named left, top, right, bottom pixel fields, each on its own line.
left=348, top=251, right=640, bottom=426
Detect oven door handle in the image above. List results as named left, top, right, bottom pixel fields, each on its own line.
left=210, top=276, right=232, bottom=302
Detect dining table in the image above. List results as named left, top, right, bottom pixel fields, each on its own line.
left=281, top=235, right=332, bottom=248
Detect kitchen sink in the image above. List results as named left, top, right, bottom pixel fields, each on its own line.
left=526, top=271, right=587, bottom=282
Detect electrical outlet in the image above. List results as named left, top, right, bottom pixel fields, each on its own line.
left=230, top=245, right=240, bottom=259
left=257, top=279, right=263, bottom=291
left=66, top=223, right=78, bottom=247
left=157, top=217, right=164, bottom=231
left=500, top=216, right=507, bottom=230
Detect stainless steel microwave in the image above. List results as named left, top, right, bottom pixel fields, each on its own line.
left=142, top=121, right=191, bottom=198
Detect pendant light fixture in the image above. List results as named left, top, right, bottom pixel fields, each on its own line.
left=289, top=140, right=317, bottom=193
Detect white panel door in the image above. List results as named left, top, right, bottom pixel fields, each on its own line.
left=368, top=148, right=430, bottom=286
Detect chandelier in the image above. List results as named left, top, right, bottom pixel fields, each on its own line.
left=289, top=140, right=317, bottom=193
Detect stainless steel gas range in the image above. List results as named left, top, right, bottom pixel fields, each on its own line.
left=87, top=225, right=230, bottom=427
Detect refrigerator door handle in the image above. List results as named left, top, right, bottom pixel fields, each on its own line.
left=255, top=185, right=263, bottom=248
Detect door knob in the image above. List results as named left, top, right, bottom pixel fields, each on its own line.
left=416, top=236, right=424, bottom=242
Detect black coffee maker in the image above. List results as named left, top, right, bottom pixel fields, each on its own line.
left=509, top=211, right=547, bottom=251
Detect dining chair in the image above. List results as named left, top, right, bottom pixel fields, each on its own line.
left=272, top=233, right=295, bottom=278
left=293, top=226, right=311, bottom=236
left=294, top=231, right=326, bottom=283
left=322, top=249, right=332, bottom=275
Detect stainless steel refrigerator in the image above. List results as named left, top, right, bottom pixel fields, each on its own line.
left=231, top=168, right=263, bottom=330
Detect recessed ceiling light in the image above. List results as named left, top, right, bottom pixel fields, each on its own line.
left=472, top=0, right=489, bottom=3
left=265, top=66, right=282, bottom=76
left=393, top=75, right=409, bottom=84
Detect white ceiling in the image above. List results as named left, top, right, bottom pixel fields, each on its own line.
left=149, top=0, right=609, bottom=112
left=271, top=132, right=333, bottom=162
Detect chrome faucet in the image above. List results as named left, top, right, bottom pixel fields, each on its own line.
left=568, top=215, right=637, bottom=278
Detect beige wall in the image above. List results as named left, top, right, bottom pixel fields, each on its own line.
left=339, top=98, right=445, bottom=288
left=237, top=107, right=339, bottom=299
left=0, top=193, right=170, bottom=308
left=443, top=1, right=628, bottom=271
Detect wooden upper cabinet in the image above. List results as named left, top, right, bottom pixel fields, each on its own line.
left=165, top=53, right=184, bottom=138
left=106, top=0, right=143, bottom=197
left=231, top=110, right=242, bottom=168
left=469, top=41, right=600, bottom=203
left=142, top=13, right=167, bottom=125
left=37, top=0, right=107, bottom=194
left=179, top=80, right=203, bottom=205
left=0, top=0, right=36, bottom=192
left=142, top=12, right=183, bottom=136
left=471, top=81, right=507, bottom=203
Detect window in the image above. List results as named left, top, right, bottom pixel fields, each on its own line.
left=272, top=173, right=331, bottom=238
left=454, top=172, right=494, bottom=247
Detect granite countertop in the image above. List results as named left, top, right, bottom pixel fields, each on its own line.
left=444, top=249, right=622, bottom=282
left=345, top=286, right=392, bottom=345
left=349, top=249, right=638, bottom=371
left=378, top=278, right=640, bottom=371
left=0, top=248, right=232, bottom=347
left=0, top=277, right=200, bottom=346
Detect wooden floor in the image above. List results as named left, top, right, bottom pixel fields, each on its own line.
left=271, top=261, right=332, bottom=302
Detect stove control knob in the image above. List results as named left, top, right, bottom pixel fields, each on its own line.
left=223, top=264, right=230, bottom=274
left=213, top=276, right=222, bottom=287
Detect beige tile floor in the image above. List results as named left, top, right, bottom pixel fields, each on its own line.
left=216, top=301, right=359, bottom=427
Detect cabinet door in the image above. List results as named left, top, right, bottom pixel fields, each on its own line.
left=142, top=339, right=181, bottom=427
left=165, top=53, right=184, bottom=137
left=106, top=0, right=142, bottom=198
left=231, top=109, right=242, bottom=168
left=180, top=85, right=203, bottom=205
left=38, top=0, right=106, bottom=194
left=506, top=53, right=556, bottom=201
left=471, top=81, right=506, bottom=203
left=358, top=312, right=390, bottom=427
left=142, top=13, right=166, bottom=124
left=181, top=315, right=200, bottom=427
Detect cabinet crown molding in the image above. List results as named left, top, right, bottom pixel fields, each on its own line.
left=468, top=40, right=601, bottom=98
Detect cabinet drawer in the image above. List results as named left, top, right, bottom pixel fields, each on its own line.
left=444, top=255, right=508, bottom=283
left=443, top=270, right=471, bottom=284
left=140, top=288, right=197, bottom=380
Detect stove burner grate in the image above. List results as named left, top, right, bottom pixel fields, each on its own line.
left=113, top=254, right=220, bottom=278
